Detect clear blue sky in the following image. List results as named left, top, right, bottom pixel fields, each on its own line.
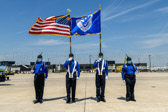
left=0, top=0, right=168, bottom=66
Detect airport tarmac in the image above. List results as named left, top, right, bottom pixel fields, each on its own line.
left=0, top=72, right=168, bottom=112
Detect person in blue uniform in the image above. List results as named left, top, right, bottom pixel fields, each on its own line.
left=0, top=72, right=6, bottom=82
left=121, top=56, right=138, bottom=102
left=32, top=54, right=48, bottom=104
left=64, top=53, right=80, bottom=103
left=93, top=53, right=108, bottom=102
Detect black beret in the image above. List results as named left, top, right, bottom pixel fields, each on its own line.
left=127, top=56, right=132, bottom=61
left=69, top=53, right=74, bottom=57
left=37, top=54, right=43, bottom=58
left=99, top=52, right=103, bottom=56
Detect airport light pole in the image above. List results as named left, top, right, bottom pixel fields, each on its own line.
left=89, top=55, right=92, bottom=70
left=148, top=55, right=152, bottom=71
left=138, top=57, right=140, bottom=66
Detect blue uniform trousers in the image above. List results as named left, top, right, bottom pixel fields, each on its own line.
left=96, top=72, right=106, bottom=98
left=34, top=74, right=45, bottom=100
left=66, top=73, right=76, bottom=100
left=125, top=74, right=136, bottom=100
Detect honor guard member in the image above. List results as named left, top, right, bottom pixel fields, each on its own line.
left=93, top=53, right=108, bottom=102
left=121, top=56, right=138, bottom=102
left=32, top=54, right=48, bottom=104
left=64, top=53, right=80, bottom=103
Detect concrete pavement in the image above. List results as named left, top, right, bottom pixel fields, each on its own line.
left=0, top=72, right=168, bottom=112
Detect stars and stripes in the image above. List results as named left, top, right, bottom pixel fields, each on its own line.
left=29, top=15, right=71, bottom=37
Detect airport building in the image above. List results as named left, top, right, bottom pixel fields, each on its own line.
left=0, top=61, right=15, bottom=66
left=115, top=63, right=148, bottom=72
left=0, top=60, right=148, bottom=73
left=48, top=61, right=147, bottom=72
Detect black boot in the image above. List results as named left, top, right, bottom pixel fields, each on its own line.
left=96, top=97, right=100, bottom=102
left=131, top=99, right=136, bottom=102
left=101, top=97, right=106, bottom=102
left=66, top=98, right=70, bottom=103
left=39, top=99, right=43, bottom=104
left=72, top=98, right=76, bottom=103
left=33, top=99, right=39, bottom=104
left=126, top=98, right=131, bottom=102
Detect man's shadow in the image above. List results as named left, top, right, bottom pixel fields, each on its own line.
left=117, top=96, right=126, bottom=101
left=75, top=96, right=97, bottom=102
left=0, top=84, right=13, bottom=86
left=43, top=96, right=97, bottom=103
left=43, top=96, right=66, bottom=102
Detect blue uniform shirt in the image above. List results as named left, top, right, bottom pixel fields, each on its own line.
left=34, top=61, right=48, bottom=79
left=64, top=60, right=80, bottom=77
left=93, top=60, right=108, bottom=76
left=121, top=63, right=137, bottom=80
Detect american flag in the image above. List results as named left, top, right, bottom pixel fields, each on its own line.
left=29, top=15, right=71, bottom=37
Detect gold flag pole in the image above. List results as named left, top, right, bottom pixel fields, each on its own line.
left=67, top=9, right=72, bottom=54
left=99, top=4, right=102, bottom=53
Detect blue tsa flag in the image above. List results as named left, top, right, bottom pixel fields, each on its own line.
left=71, top=9, right=101, bottom=36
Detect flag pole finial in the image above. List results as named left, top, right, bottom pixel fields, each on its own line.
left=67, top=9, right=72, bottom=14
left=99, top=4, right=101, bottom=9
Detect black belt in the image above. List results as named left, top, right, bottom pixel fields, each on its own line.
left=125, top=74, right=135, bottom=78
left=35, top=73, right=44, bottom=75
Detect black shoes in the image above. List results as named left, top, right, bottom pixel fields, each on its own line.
left=39, top=99, right=43, bottom=104
left=66, top=98, right=70, bottom=103
left=96, top=97, right=100, bottom=102
left=131, top=99, right=136, bottom=102
left=66, top=98, right=76, bottom=103
left=101, top=97, right=106, bottom=102
left=72, top=99, right=76, bottom=103
left=126, top=98, right=131, bottom=102
left=97, top=97, right=106, bottom=102
left=33, top=99, right=39, bottom=104
left=126, top=98, right=136, bottom=102
left=33, top=99, right=43, bottom=104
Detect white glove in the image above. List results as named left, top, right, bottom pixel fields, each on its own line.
left=31, top=70, right=34, bottom=73
left=99, top=58, right=102, bottom=62
left=69, top=57, right=73, bottom=61
left=123, top=80, right=125, bottom=83
left=106, top=76, right=108, bottom=80
left=135, top=70, right=139, bottom=74
left=76, top=77, right=79, bottom=80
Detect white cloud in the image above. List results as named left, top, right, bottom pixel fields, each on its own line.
left=155, top=6, right=168, bottom=13
left=102, top=0, right=159, bottom=22
left=16, top=30, right=27, bottom=34
left=140, top=33, right=168, bottom=48
left=36, top=39, right=68, bottom=46
left=102, top=0, right=124, bottom=19
left=144, top=33, right=168, bottom=38
left=34, top=39, right=108, bottom=49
